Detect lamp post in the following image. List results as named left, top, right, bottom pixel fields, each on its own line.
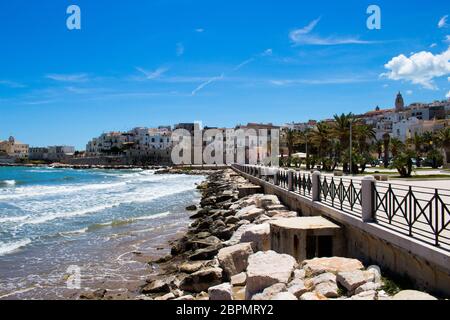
left=349, top=120, right=353, bottom=175
left=305, top=132, right=310, bottom=170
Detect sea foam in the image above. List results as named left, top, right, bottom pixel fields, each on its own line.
left=0, top=238, right=31, bottom=256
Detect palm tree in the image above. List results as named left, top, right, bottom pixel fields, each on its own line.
left=375, top=140, right=383, bottom=161
left=283, top=129, right=300, bottom=167
left=421, top=131, right=434, bottom=153
left=355, top=124, right=376, bottom=153
left=390, top=138, right=404, bottom=158
left=353, top=123, right=376, bottom=173
left=406, top=133, right=423, bottom=167
left=436, top=127, right=450, bottom=167
left=382, top=133, right=391, bottom=168
left=298, top=129, right=313, bottom=169
left=331, top=113, right=354, bottom=172
left=311, top=122, right=331, bottom=156
left=311, top=122, right=333, bottom=171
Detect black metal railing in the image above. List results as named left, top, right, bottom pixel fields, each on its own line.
left=293, top=171, right=312, bottom=199
left=277, top=170, right=288, bottom=189
left=232, top=164, right=450, bottom=251
left=320, top=176, right=362, bottom=217
left=373, top=182, right=450, bottom=249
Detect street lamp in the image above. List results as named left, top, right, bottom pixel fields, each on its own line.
left=349, top=120, right=353, bottom=175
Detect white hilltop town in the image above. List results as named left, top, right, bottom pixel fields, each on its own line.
left=1, top=92, right=449, bottom=168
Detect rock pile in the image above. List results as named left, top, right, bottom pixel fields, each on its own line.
left=135, top=169, right=437, bottom=301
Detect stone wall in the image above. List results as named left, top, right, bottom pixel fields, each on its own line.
left=65, top=153, right=173, bottom=166
left=234, top=168, right=450, bottom=297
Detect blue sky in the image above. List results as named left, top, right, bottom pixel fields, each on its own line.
left=0, top=0, right=449, bottom=149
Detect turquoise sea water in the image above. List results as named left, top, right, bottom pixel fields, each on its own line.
left=0, top=166, right=203, bottom=299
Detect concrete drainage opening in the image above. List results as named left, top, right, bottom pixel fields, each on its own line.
left=306, top=235, right=333, bottom=259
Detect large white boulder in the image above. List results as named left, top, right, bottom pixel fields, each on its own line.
left=302, top=257, right=364, bottom=276
left=271, top=292, right=297, bottom=300
left=287, top=279, right=309, bottom=298
left=311, top=272, right=338, bottom=299
left=350, top=290, right=377, bottom=300
left=217, top=243, right=253, bottom=279
left=240, top=223, right=271, bottom=251
left=179, top=267, right=223, bottom=293
left=255, top=195, right=280, bottom=209
left=312, top=272, right=337, bottom=286
left=251, top=283, right=286, bottom=300
left=299, top=292, right=327, bottom=300
left=235, top=205, right=265, bottom=221
left=230, top=272, right=247, bottom=286
left=225, top=223, right=254, bottom=246
left=355, top=282, right=381, bottom=294
left=208, top=283, right=233, bottom=300
left=392, top=290, right=437, bottom=300
left=269, top=211, right=298, bottom=219
left=245, top=251, right=296, bottom=299
left=315, top=281, right=339, bottom=298
left=336, top=270, right=375, bottom=292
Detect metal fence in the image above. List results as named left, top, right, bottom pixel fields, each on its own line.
left=232, top=164, right=450, bottom=251
left=319, top=176, right=362, bottom=218
left=293, top=171, right=312, bottom=199
left=373, top=182, right=450, bottom=249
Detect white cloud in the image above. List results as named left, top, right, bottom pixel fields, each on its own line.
left=261, top=49, right=273, bottom=56
left=135, top=67, right=168, bottom=80
left=46, top=73, right=89, bottom=82
left=232, top=58, right=254, bottom=71
left=289, top=17, right=374, bottom=46
left=176, top=42, right=185, bottom=56
left=406, top=90, right=413, bottom=95
left=430, top=43, right=437, bottom=48
left=381, top=47, right=450, bottom=89
left=195, top=28, right=204, bottom=33
left=445, top=35, right=450, bottom=43
left=24, top=100, right=55, bottom=105
left=269, top=76, right=371, bottom=86
left=0, top=80, right=26, bottom=88
left=438, top=15, right=448, bottom=28
left=446, top=90, right=450, bottom=99
left=191, top=73, right=224, bottom=96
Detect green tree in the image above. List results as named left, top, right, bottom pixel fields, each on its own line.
left=382, top=133, right=391, bottom=168
left=391, top=149, right=416, bottom=177
left=331, top=113, right=354, bottom=173
left=435, top=127, right=450, bottom=167
left=406, top=133, right=423, bottom=167
left=354, top=123, right=376, bottom=173
left=283, top=129, right=300, bottom=167
left=311, top=122, right=334, bottom=171
left=389, top=138, right=404, bottom=158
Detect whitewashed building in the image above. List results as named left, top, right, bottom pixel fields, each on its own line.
left=0, top=136, right=29, bottom=158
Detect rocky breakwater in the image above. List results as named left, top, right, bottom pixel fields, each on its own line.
left=139, top=169, right=438, bottom=301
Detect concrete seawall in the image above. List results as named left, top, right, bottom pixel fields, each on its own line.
left=232, top=167, right=450, bottom=297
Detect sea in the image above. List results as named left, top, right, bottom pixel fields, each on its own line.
left=0, top=166, right=204, bottom=299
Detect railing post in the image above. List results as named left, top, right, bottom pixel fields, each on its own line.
left=273, top=168, right=279, bottom=186
left=312, top=171, right=321, bottom=201
left=361, top=176, right=376, bottom=222
left=287, top=170, right=295, bottom=191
